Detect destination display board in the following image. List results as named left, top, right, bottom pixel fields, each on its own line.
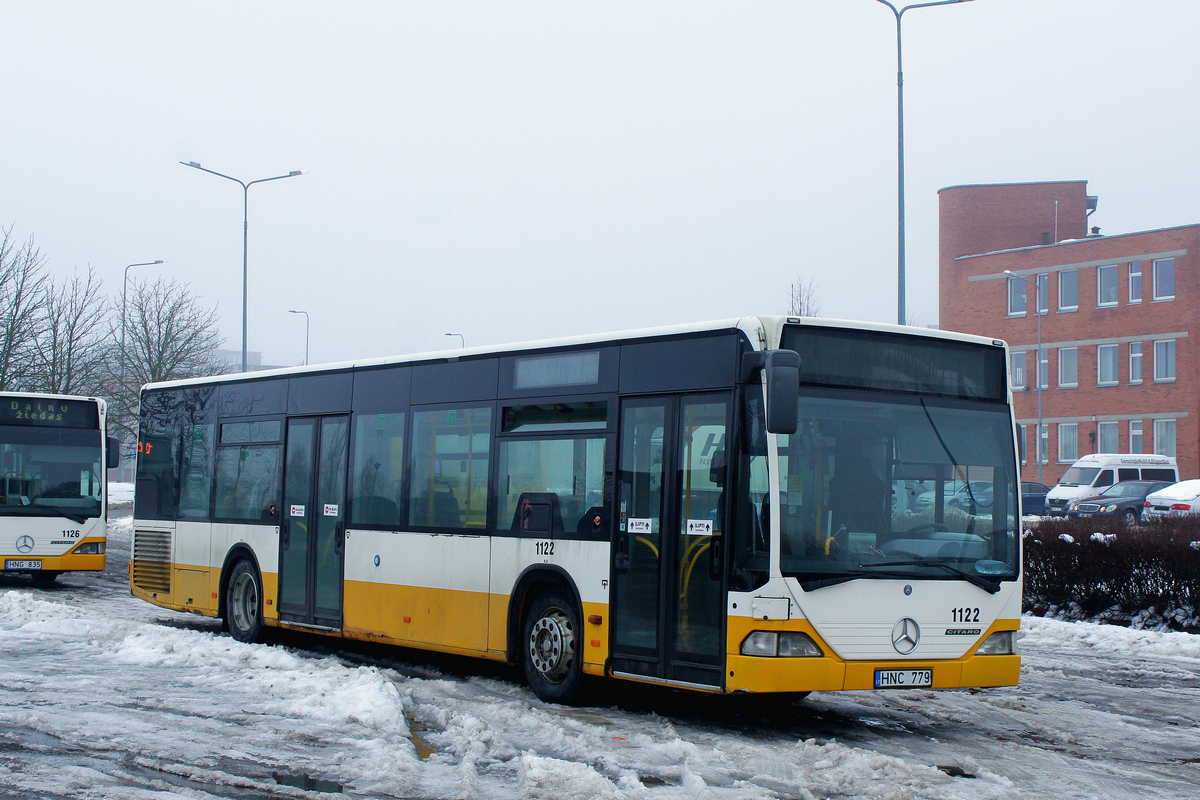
left=0, top=398, right=99, bottom=429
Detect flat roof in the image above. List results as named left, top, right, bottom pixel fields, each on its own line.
left=938, top=180, right=1088, bottom=194
left=955, top=223, right=1200, bottom=261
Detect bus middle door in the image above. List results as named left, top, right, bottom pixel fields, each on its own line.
left=278, top=415, right=350, bottom=629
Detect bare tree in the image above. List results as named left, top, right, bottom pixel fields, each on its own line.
left=0, top=226, right=50, bottom=390
left=785, top=274, right=822, bottom=318
left=30, top=266, right=113, bottom=395
left=108, top=276, right=229, bottom=444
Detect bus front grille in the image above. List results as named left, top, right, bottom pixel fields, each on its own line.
left=132, top=530, right=172, bottom=593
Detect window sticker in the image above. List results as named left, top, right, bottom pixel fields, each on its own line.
left=324, top=504, right=339, bottom=517
left=290, top=504, right=305, bottom=517
left=687, top=519, right=713, bottom=536
left=628, top=518, right=652, bottom=534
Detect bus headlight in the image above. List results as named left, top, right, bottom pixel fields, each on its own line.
left=740, top=631, right=823, bottom=657
left=974, top=631, right=1014, bottom=655
left=72, top=541, right=105, bottom=555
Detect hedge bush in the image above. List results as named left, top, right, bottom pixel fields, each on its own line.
left=1023, top=515, right=1200, bottom=631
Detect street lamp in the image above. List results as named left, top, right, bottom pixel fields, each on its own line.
left=445, top=333, right=465, bottom=348
left=288, top=310, right=310, bottom=366
left=875, top=0, right=975, bottom=325
left=1005, top=270, right=1043, bottom=483
left=120, top=260, right=166, bottom=386
left=180, top=160, right=306, bottom=372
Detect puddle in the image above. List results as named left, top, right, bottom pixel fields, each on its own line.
left=273, top=770, right=345, bottom=792
left=403, top=708, right=437, bottom=760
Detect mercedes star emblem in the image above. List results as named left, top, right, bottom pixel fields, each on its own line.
left=15, top=536, right=35, bottom=554
left=891, top=617, right=920, bottom=655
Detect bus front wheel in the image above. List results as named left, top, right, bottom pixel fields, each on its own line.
left=226, top=559, right=264, bottom=643
left=522, top=589, right=583, bottom=704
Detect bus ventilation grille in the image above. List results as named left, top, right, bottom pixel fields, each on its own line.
left=132, top=530, right=171, bottom=593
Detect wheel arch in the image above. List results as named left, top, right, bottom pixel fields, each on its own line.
left=218, top=544, right=263, bottom=625
left=506, top=564, right=583, bottom=665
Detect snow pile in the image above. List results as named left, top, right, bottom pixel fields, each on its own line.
left=1022, top=615, right=1200, bottom=661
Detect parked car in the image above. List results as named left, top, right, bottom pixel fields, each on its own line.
left=946, top=481, right=993, bottom=514
left=1044, top=453, right=1178, bottom=516
left=1021, top=482, right=1050, bottom=516
left=1064, top=480, right=1173, bottom=524
left=1143, top=480, right=1200, bottom=520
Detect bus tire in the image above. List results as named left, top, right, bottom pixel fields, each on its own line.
left=226, top=559, right=264, bottom=643
left=522, top=589, right=583, bottom=704
left=31, top=570, right=59, bottom=586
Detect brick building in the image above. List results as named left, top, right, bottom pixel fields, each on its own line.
left=939, top=180, right=1200, bottom=485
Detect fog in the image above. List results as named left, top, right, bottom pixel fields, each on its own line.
left=3, top=1, right=1197, bottom=367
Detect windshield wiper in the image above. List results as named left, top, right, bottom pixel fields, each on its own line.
left=800, top=568, right=926, bottom=592
left=0, top=506, right=92, bottom=525
left=859, top=559, right=1002, bottom=594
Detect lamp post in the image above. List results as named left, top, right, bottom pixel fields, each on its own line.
left=1006, top=270, right=1043, bottom=483
left=288, top=309, right=310, bottom=366
left=180, top=161, right=305, bottom=372
left=120, top=260, right=166, bottom=386
left=875, top=0, right=974, bottom=325
left=445, top=333, right=465, bottom=348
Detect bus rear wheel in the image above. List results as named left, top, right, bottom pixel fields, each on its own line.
left=523, top=589, right=583, bottom=704
left=226, top=559, right=264, bottom=643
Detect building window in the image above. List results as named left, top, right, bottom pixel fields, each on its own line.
left=1154, top=339, right=1176, bottom=382
left=1036, top=273, right=1049, bottom=315
left=1058, top=423, right=1078, bottom=463
left=1097, top=344, right=1119, bottom=386
left=1153, top=258, right=1175, bottom=301
left=1098, top=420, right=1118, bottom=453
left=1037, top=348, right=1049, bottom=390
left=1129, top=342, right=1143, bottom=384
left=1097, top=265, right=1118, bottom=307
left=1007, top=276, right=1026, bottom=317
left=1010, top=351, right=1027, bottom=390
left=1129, top=420, right=1143, bottom=454
left=1058, top=347, right=1078, bottom=388
left=1058, top=270, right=1078, bottom=312
left=1038, top=423, right=1049, bottom=464
left=1128, top=261, right=1142, bottom=304
left=1154, top=419, right=1176, bottom=458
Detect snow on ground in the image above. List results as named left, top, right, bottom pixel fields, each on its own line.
left=0, top=516, right=1198, bottom=799
left=107, top=481, right=134, bottom=507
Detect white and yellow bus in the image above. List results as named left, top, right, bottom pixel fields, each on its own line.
left=130, top=316, right=1021, bottom=702
left=2, top=392, right=118, bottom=585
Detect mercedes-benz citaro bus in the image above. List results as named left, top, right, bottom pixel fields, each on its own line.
left=2, top=392, right=119, bottom=584
left=129, top=316, right=1021, bottom=703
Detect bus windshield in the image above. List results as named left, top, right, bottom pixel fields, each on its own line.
left=747, top=388, right=1019, bottom=588
left=0, top=427, right=103, bottom=520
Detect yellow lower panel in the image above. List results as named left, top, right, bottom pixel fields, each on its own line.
left=343, top=580, right=490, bottom=653
left=727, top=654, right=846, bottom=693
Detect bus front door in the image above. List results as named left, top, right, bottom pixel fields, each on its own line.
left=278, top=415, right=350, bottom=629
left=610, top=394, right=728, bottom=690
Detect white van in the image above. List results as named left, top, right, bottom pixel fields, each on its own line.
left=1044, top=453, right=1178, bottom=516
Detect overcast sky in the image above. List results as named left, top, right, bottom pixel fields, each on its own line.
left=3, top=1, right=1197, bottom=368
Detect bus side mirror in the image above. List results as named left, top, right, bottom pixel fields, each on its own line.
left=107, top=437, right=121, bottom=469
left=744, top=350, right=801, bottom=435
